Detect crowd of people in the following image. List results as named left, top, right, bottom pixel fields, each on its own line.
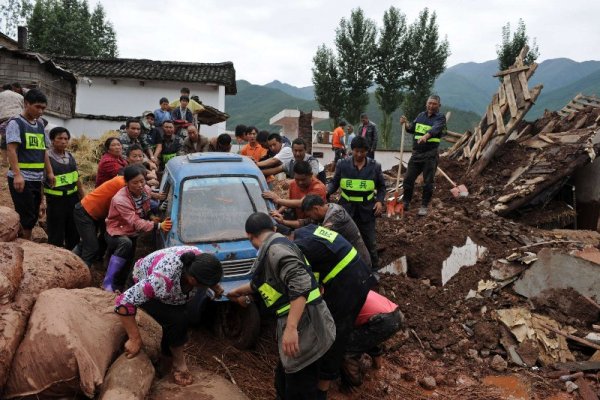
left=1, top=81, right=447, bottom=398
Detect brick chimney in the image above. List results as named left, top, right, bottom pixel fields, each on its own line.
left=17, top=26, right=27, bottom=50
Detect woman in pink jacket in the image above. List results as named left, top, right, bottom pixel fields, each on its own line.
left=103, top=165, right=171, bottom=292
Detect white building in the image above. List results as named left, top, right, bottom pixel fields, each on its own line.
left=49, top=56, right=236, bottom=138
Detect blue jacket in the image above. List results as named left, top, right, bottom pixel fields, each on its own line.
left=171, top=108, right=193, bottom=123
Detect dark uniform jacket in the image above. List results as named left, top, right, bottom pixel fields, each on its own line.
left=327, top=156, right=386, bottom=221
left=406, top=111, right=446, bottom=153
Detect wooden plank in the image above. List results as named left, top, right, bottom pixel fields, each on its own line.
left=574, top=115, right=589, bottom=129
left=518, top=71, right=531, bottom=101
left=446, top=130, right=464, bottom=138
left=511, top=72, right=526, bottom=110
left=503, top=74, right=519, bottom=117
left=492, top=102, right=506, bottom=135
left=574, top=98, right=600, bottom=108
left=494, top=65, right=530, bottom=77
left=486, top=101, right=495, bottom=125
left=498, top=83, right=506, bottom=107
left=540, top=119, right=557, bottom=133
left=553, top=361, right=600, bottom=372
left=444, top=136, right=458, bottom=143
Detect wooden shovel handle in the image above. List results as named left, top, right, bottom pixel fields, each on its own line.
left=436, top=166, right=457, bottom=187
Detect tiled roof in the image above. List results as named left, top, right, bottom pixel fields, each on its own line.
left=52, top=56, right=237, bottom=95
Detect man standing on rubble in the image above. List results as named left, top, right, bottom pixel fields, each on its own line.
left=400, top=95, right=446, bottom=216
left=327, top=136, right=386, bottom=270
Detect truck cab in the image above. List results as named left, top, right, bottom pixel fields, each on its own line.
left=157, top=152, right=271, bottom=347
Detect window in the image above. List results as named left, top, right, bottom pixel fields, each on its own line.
left=179, top=176, right=269, bottom=243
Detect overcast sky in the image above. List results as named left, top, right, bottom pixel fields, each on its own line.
left=97, top=0, right=599, bottom=87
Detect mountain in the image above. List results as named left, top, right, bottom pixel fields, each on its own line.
left=433, top=58, right=600, bottom=118
left=225, top=80, right=480, bottom=149
left=264, top=80, right=315, bottom=100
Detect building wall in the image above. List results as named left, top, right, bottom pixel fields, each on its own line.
left=0, top=51, right=75, bottom=118
left=74, top=77, right=226, bottom=137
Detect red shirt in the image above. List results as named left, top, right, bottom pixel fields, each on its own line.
left=332, top=127, right=345, bottom=149
left=288, top=177, right=326, bottom=219
left=355, top=290, right=398, bottom=326
left=96, top=153, right=127, bottom=187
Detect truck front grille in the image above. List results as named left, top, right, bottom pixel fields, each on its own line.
left=221, top=258, right=255, bottom=277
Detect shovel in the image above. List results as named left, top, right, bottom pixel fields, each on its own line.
left=437, top=166, right=469, bottom=197
left=386, top=124, right=406, bottom=218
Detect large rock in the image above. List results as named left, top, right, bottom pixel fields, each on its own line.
left=4, top=287, right=161, bottom=399
left=0, top=243, right=23, bottom=304
left=148, top=366, right=249, bottom=400
left=98, top=352, right=155, bottom=400
left=5, top=288, right=122, bottom=398
left=0, top=208, right=19, bottom=242
left=0, top=241, right=91, bottom=390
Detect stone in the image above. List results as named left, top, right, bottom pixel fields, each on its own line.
left=419, top=376, right=437, bottom=390
left=31, top=225, right=47, bottom=243
left=565, top=380, right=578, bottom=394
left=0, top=207, right=19, bottom=242
left=402, top=371, right=416, bottom=382
left=490, top=355, right=508, bottom=372
left=514, top=248, right=600, bottom=299
left=99, top=353, right=155, bottom=400
left=467, top=349, right=478, bottom=359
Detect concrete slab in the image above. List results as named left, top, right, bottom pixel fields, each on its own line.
left=441, top=237, right=488, bottom=285
left=513, top=248, right=600, bottom=299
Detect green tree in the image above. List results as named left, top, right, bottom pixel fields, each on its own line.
left=312, top=44, right=345, bottom=128
left=497, top=18, right=539, bottom=72
left=0, top=0, right=32, bottom=38
left=27, top=0, right=117, bottom=57
left=374, top=6, right=409, bottom=148
left=335, top=8, right=377, bottom=125
left=402, top=8, right=450, bottom=120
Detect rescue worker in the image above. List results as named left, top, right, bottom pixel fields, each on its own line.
left=327, top=136, right=386, bottom=270
left=44, top=127, right=85, bottom=249
left=342, top=290, right=404, bottom=387
left=292, top=224, right=374, bottom=399
left=228, top=212, right=335, bottom=400
left=274, top=194, right=372, bottom=268
left=399, top=95, right=447, bottom=216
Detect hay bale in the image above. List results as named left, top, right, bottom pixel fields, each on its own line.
left=0, top=207, right=19, bottom=242
left=0, top=243, right=23, bottom=305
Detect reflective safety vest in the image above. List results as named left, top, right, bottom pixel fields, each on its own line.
left=340, top=177, right=375, bottom=202
left=251, top=237, right=322, bottom=317
left=162, top=152, right=177, bottom=163
left=11, top=117, right=46, bottom=171
left=305, top=226, right=359, bottom=285
left=414, top=123, right=441, bottom=143
left=44, top=153, right=79, bottom=196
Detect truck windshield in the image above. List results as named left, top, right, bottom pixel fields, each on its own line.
left=180, top=176, right=269, bottom=243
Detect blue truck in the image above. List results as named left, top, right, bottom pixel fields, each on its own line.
left=156, top=152, right=272, bottom=348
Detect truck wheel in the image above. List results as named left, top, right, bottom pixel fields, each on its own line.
left=214, top=302, right=261, bottom=350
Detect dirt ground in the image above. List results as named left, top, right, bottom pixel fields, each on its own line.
left=1, top=145, right=598, bottom=399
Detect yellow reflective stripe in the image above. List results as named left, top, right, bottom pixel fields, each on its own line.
left=18, top=162, right=45, bottom=169
left=44, top=187, right=78, bottom=196
left=340, top=178, right=375, bottom=192
left=427, top=138, right=441, bottom=143
left=162, top=153, right=176, bottom=162
left=276, top=287, right=321, bottom=316
left=54, top=171, right=79, bottom=187
left=414, top=123, right=432, bottom=134
left=314, top=272, right=320, bottom=283
left=24, top=133, right=46, bottom=150
left=313, top=226, right=338, bottom=243
left=258, top=282, right=283, bottom=308
left=322, top=247, right=358, bottom=284
left=341, top=191, right=374, bottom=202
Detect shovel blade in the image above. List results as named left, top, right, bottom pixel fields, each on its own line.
left=457, top=184, right=469, bottom=197
left=450, top=186, right=460, bottom=198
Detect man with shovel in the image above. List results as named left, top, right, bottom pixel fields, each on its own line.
left=400, top=95, right=446, bottom=216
